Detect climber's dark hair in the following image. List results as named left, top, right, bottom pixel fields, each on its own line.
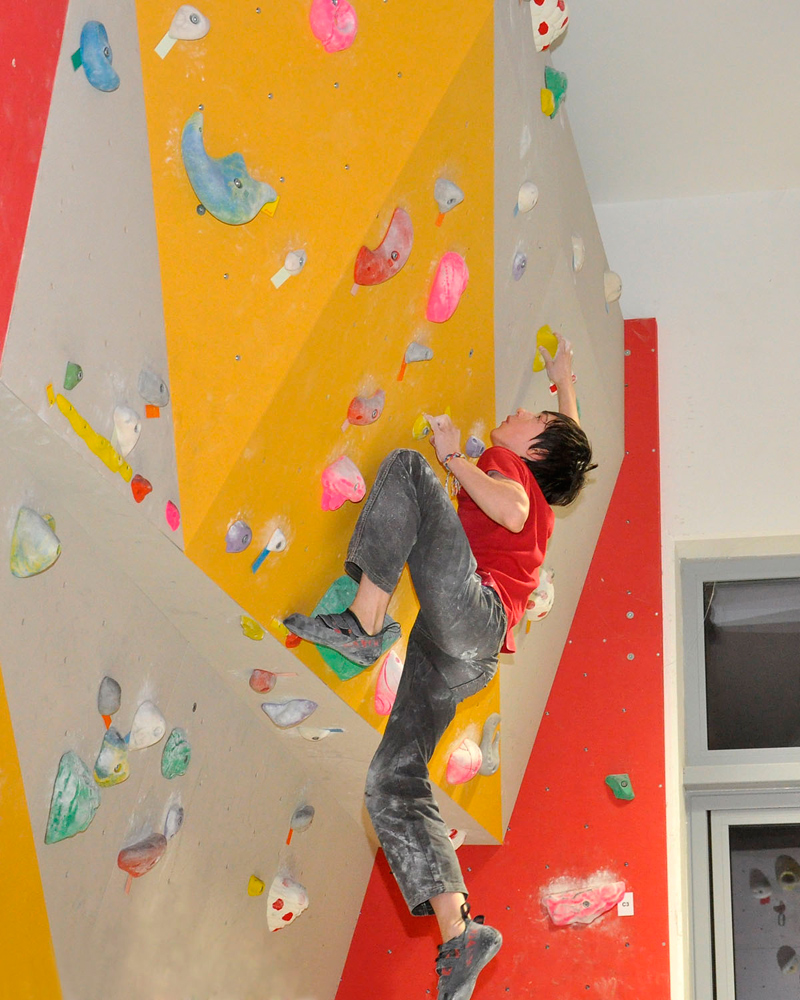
left=523, top=411, right=597, bottom=507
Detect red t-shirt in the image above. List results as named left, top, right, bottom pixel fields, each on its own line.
left=457, top=446, right=554, bottom=654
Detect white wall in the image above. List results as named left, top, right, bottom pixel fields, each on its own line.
left=594, top=187, right=800, bottom=997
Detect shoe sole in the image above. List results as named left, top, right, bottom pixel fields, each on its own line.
left=283, top=614, right=400, bottom=667
left=438, top=928, right=502, bottom=1000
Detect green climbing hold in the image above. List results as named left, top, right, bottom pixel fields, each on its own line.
left=63, top=362, right=83, bottom=391
left=10, top=507, right=61, bottom=578
left=161, top=727, right=191, bottom=779
left=311, top=576, right=398, bottom=680
left=544, top=66, right=568, bottom=118
left=45, top=750, right=101, bottom=844
left=605, top=772, right=635, bottom=801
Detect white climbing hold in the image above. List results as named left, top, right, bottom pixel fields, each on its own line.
left=128, top=700, right=167, bottom=750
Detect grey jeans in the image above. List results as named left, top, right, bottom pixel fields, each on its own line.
left=345, top=449, right=507, bottom=916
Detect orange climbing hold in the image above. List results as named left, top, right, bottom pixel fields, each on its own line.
left=130, top=475, right=153, bottom=503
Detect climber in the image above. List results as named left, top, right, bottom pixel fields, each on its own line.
left=285, top=331, right=595, bottom=1000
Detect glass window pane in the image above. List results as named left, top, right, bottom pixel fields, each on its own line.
left=704, top=579, right=800, bottom=751
left=729, top=824, right=800, bottom=998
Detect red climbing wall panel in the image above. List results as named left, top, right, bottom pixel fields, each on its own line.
left=0, top=1, right=68, bottom=357
left=337, top=318, right=669, bottom=999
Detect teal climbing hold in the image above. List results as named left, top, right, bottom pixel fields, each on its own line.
left=605, top=772, right=635, bottom=801
left=161, top=727, right=192, bottom=779
left=311, top=576, right=398, bottom=680
left=45, top=751, right=101, bottom=844
left=543, top=66, right=568, bottom=118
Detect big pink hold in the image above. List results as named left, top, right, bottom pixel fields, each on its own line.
left=543, top=880, right=626, bottom=926
left=309, top=0, right=357, bottom=52
left=426, top=252, right=469, bottom=323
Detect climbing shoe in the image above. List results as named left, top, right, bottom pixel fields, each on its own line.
left=283, top=609, right=400, bottom=667
left=435, top=904, right=502, bottom=1000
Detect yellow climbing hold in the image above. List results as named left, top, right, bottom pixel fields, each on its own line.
left=46, top=383, right=55, bottom=405
left=240, top=616, right=265, bottom=641
left=54, top=393, right=133, bottom=482
left=540, top=89, right=555, bottom=117
left=269, top=618, right=291, bottom=641
left=260, top=195, right=280, bottom=218
left=248, top=875, right=265, bottom=896
left=533, top=325, right=559, bottom=372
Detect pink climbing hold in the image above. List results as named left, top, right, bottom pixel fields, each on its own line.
left=320, top=456, right=365, bottom=511
left=426, top=252, right=469, bottom=323
left=445, top=737, right=483, bottom=785
left=250, top=669, right=278, bottom=694
left=165, top=501, right=180, bottom=530
left=309, top=0, right=358, bottom=53
left=542, top=880, right=626, bottom=927
left=374, top=649, right=403, bottom=716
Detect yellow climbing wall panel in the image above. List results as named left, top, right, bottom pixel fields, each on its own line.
left=0, top=663, right=62, bottom=998
left=136, top=4, right=500, bottom=838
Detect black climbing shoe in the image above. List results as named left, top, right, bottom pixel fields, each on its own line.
left=435, top=903, right=502, bottom=1000
left=283, top=609, right=400, bottom=667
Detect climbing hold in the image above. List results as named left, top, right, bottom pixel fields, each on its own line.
left=261, top=700, right=318, bottom=729
left=45, top=751, right=101, bottom=844
left=309, top=576, right=397, bottom=679
left=465, top=435, right=485, bottom=458
left=75, top=22, right=120, bottom=92
left=604, top=270, right=622, bottom=304
left=512, top=251, right=528, bottom=282
left=63, top=362, right=83, bottom=390
left=353, top=208, right=413, bottom=288
left=54, top=393, right=132, bottom=481
left=248, top=875, right=265, bottom=896
left=344, top=389, right=385, bottom=429
left=478, top=713, right=501, bottom=776
left=398, top=342, right=433, bottom=380
left=181, top=111, right=278, bottom=226
left=93, top=726, right=130, bottom=787
left=412, top=409, right=450, bottom=440
left=532, top=324, right=558, bottom=373
left=543, top=880, right=626, bottom=926
left=776, top=855, right=800, bottom=889
left=130, top=475, right=153, bottom=503
left=517, top=181, right=539, bottom=214
left=240, top=616, right=265, bottom=641
left=118, top=833, right=168, bottom=892
left=310, top=0, right=357, bottom=52
left=271, top=249, right=307, bottom=289
left=750, top=868, right=772, bottom=903
left=251, top=527, right=288, bottom=572
left=426, top=252, right=469, bottom=323
left=110, top=406, right=141, bottom=459
left=267, top=875, right=309, bottom=931
left=128, top=701, right=167, bottom=751
left=165, top=501, right=180, bottom=530
left=161, top=728, right=192, bottom=779
left=298, top=726, right=344, bottom=741
left=226, top=520, right=252, bottom=553
left=572, top=234, right=585, bottom=272
left=137, top=370, right=170, bottom=408
left=98, top=676, right=121, bottom=720
left=287, top=804, right=315, bottom=844
left=778, top=946, right=799, bottom=975
left=250, top=669, right=277, bottom=693
left=10, top=507, right=61, bottom=578
left=446, top=738, right=483, bottom=785
left=526, top=567, right=555, bottom=626
left=155, top=4, right=210, bottom=58
left=405, top=342, right=433, bottom=364
left=530, top=0, right=569, bottom=52
left=374, top=649, right=403, bottom=716
left=164, top=802, right=185, bottom=839
left=320, top=456, right=365, bottom=511
left=448, top=829, right=467, bottom=851
left=605, top=773, right=635, bottom=800
left=541, top=67, right=568, bottom=119
left=434, top=179, right=465, bottom=226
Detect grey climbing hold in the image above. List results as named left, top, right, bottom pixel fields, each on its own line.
left=478, top=713, right=501, bottom=775
left=465, top=435, right=485, bottom=458
left=225, top=519, right=252, bottom=553
left=261, top=699, right=318, bottom=729
left=137, top=370, right=170, bottom=407
left=512, top=251, right=527, bottom=281
left=97, top=676, right=121, bottom=717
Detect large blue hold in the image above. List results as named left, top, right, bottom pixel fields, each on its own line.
left=181, top=112, right=278, bottom=225
left=80, top=21, right=120, bottom=92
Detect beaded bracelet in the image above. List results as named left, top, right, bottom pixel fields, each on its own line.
left=443, top=452, right=464, bottom=497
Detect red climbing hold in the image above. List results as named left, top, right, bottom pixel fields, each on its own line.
left=131, top=475, right=153, bottom=503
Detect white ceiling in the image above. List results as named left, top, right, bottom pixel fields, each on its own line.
left=551, top=0, right=800, bottom=205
